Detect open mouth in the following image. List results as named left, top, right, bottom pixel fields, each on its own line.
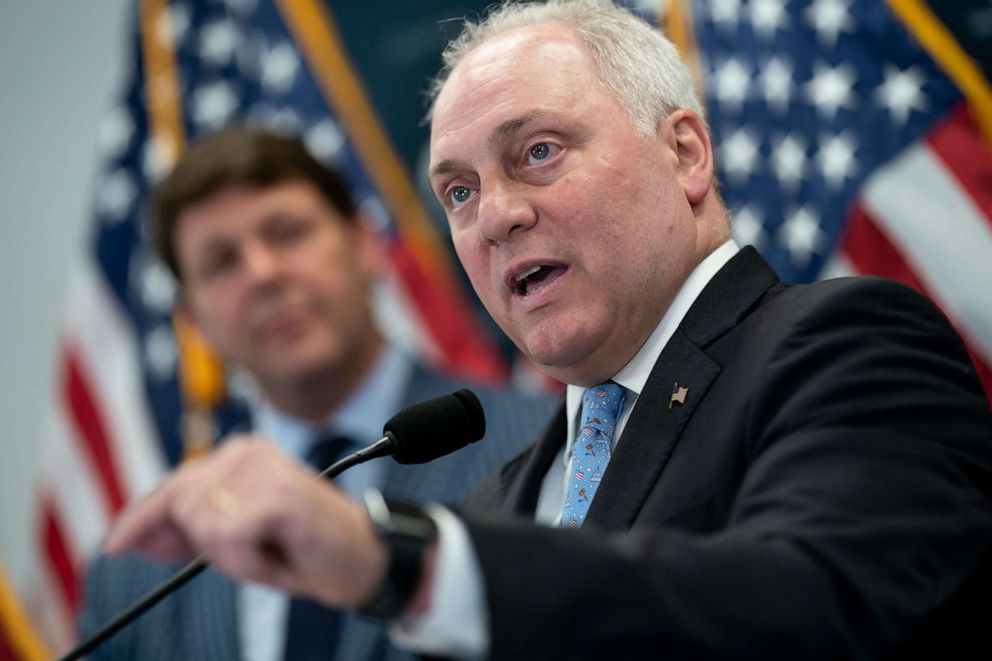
left=510, top=264, right=566, bottom=296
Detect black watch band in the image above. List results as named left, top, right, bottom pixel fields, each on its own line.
left=357, top=489, right=437, bottom=620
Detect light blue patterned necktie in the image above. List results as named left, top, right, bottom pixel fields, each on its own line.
left=560, top=381, right=626, bottom=528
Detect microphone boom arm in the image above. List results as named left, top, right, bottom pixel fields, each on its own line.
left=59, top=390, right=483, bottom=661
left=59, top=436, right=395, bottom=661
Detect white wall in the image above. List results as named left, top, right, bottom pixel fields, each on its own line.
left=0, top=0, right=130, bottom=592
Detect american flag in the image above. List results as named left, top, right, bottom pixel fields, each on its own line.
left=28, top=0, right=507, bottom=649
left=676, top=0, right=992, bottom=398
left=25, top=0, right=992, bottom=651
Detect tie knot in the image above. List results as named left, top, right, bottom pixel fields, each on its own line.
left=580, top=381, right=625, bottom=430
left=305, top=433, right=355, bottom=472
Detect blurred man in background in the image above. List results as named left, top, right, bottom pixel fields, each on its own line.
left=80, top=126, right=555, bottom=661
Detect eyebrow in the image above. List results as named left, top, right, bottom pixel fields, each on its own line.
left=429, top=110, right=555, bottom=181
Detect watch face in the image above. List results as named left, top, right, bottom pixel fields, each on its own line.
left=364, top=489, right=438, bottom=538
left=388, top=502, right=438, bottom=539
left=358, top=491, right=436, bottom=620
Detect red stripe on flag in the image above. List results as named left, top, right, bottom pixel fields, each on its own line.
left=388, top=240, right=508, bottom=383
left=925, top=103, right=992, bottom=224
left=841, top=205, right=992, bottom=400
left=61, top=346, right=127, bottom=516
left=0, top=630, right=17, bottom=661
left=40, top=497, right=80, bottom=615
left=841, top=205, right=928, bottom=292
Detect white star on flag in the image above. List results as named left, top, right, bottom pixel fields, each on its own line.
left=96, top=170, right=137, bottom=222
left=779, top=205, right=826, bottom=266
left=199, top=18, right=241, bottom=67
left=805, top=61, right=859, bottom=120
left=721, top=128, right=761, bottom=184
left=713, top=57, right=751, bottom=112
left=733, top=206, right=767, bottom=250
left=761, top=56, right=794, bottom=113
left=875, top=64, right=930, bottom=126
left=817, top=131, right=858, bottom=189
left=804, top=0, right=855, bottom=48
left=772, top=133, right=809, bottom=192
left=192, top=79, right=240, bottom=128
left=749, top=0, right=789, bottom=40
left=709, top=0, right=742, bottom=31
left=261, top=41, right=301, bottom=94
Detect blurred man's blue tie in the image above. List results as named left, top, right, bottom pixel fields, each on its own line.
left=559, top=382, right=625, bottom=528
left=282, top=434, right=352, bottom=661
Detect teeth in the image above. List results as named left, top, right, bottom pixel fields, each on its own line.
left=514, top=265, right=543, bottom=282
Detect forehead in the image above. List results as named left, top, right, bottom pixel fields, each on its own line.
left=191, top=180, right=327, bottom=215
left=430, top=23, right=608, bottom=157
left=176, top=180, right=341, bottom=240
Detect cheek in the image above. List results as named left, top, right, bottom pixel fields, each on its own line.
left=452, top=235, right=485, bottom=284
left=186, top=299, right=235, bottom=357
left=453, top=236, right=503, bottom=313
left=305, top=241, right=369, bottom=299
left=208, top=298, right=244, bottom=338
left=554, top=157, right=648, bottom=232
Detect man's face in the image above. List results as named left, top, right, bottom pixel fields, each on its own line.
left=430, top=24, right=705, bottom=386
left=174, top=180, right=381, bottom=400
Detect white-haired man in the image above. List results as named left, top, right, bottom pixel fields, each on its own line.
left=104, top=2, right=992, bottom=659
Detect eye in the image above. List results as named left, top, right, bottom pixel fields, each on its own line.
left=197, top=248, right=237, bottom=281
left=446, top=184, right=477, bottom=209
left=272, top=221, right=308, bottom=244
left=264, top=215, right=314, bottom=247
left=527, top=142, right=560, bottom=165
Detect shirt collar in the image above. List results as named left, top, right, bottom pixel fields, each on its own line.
left=565, top=239, right=740, bottom=425
left=253, top=345, right=413, bottom=461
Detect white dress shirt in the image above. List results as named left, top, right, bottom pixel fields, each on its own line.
left=393, top=240, right=740, bottom=658
left=239, top=346, right=412, bottom=661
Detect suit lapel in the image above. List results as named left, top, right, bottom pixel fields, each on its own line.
left=379, top=364, right=456, bottom=503
left=586, top=247, right=780, bottom=531
left=184, top=566, right=241, bottom=660
left=586, top=330, right=720, bottom=531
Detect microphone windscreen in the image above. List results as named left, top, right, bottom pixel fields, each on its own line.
left=383, top=389, right=486, bottom=464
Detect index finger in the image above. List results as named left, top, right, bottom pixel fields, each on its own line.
left=103, top=475, right=193, bottom=559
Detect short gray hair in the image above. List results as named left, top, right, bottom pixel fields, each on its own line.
left=429, top=0, right=705, bottom=135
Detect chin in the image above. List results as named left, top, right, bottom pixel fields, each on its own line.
left=269, top=343, right=340, bottom=378
left=521, top=326, right=607, bottom=384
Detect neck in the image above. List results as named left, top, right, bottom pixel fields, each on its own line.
left=695, top=197, right=733, bottom=260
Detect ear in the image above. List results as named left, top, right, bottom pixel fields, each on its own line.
left=665, top=109, right=713, bottom=206
left=174, top=295, right=209, bottom=345
left=175, top=288, right=221, bottom=349
left=174, top=293, right=195, bottom=328
left=353, top=216, right=388, bottom=280
left=172, top=300, right=227, bottom=407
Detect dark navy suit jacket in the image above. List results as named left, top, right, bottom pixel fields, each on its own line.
left=464, top=248, right=992, bottom=660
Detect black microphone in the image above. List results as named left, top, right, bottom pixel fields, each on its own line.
left=331, top=387, right=486, bottom=470
left=60, top=390, right=485, bottom=661
left=388, top=388, right=485, bottom=463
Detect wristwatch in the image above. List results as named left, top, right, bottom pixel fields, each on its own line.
left=357, top=488, right=438, bottom=620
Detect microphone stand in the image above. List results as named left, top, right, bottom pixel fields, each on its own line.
left=59, top=434, right=398, bottom=661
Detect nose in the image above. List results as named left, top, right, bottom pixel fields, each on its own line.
left=241, top=240, right=283, bottom=284
left=477, top=180, right=537, bottom=245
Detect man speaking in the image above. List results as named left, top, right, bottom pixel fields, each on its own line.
left=100, top=1, right=992, bottom=659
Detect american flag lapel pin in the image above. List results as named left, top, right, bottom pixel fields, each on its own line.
left=669, top=382, right=689, bottom=410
